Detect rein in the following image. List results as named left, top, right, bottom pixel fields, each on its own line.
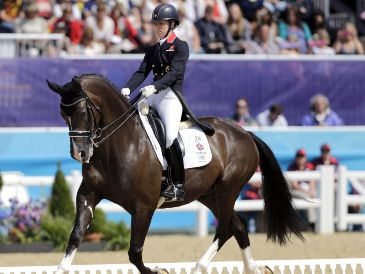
left=65, top=92, right=144, bottom=148
left=90, top=96, right=143, bottom=147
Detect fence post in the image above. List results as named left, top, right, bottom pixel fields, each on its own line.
left=316, top=165, right=335, bottom=233
left=197, top=204, right=208, bottom=237
left=337, top=165, right=348, bottom=231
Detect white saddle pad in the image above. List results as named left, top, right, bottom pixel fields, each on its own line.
left=138, top=103, right=212, bottom=169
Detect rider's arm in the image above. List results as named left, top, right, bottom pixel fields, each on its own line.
left=125, top=49, right=153, bottom=93
left=152, top=40, right=189, bottom=92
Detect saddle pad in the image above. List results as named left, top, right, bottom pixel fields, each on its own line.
left=138, top=102, right=212, bottom=169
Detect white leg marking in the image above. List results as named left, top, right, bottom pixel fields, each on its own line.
left=87, top=206, right=93, bottom=218
left=193, top=239, right=219, bottom=274
left=57, top=248, right=77, bottom=273
left=241, top=247, right=261, bottom=274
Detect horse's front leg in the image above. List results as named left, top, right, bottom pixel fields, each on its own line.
left=128, top=207, right=155, bottom=274
left=57, top=184, right=99, bottom=273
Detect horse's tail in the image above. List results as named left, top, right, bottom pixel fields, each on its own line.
left=248, top=132, right=304, bottom=245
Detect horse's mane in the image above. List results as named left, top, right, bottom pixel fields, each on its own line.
left=77, top=73, right=130, bottom=106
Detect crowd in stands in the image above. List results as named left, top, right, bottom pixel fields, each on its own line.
left=1, top=0, right=365, bottom=55
left=231, top=93, right=344, bottom=127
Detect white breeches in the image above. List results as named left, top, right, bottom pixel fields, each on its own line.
left=146, top=87, right=183, bottom=148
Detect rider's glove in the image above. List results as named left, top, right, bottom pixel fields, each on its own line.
left=141, top=85, right=157, bottom=98
left=121, top=88, right=130, bottom=97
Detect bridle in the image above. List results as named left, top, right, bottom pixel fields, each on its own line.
left=62, top=90, right=143, bottom=148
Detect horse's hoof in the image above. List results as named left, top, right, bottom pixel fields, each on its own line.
left=259, top=266, right=273, bottom=274
left=154, top=267, right=169, bottom=274
left=192, top=265, right=207, bottom=274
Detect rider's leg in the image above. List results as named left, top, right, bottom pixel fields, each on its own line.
left=155, top=89, right=184, bottom=200
left=163, top=139, right=185, bottom=200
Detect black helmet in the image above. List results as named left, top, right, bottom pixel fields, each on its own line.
left=151, top=4, right=179, bottom=26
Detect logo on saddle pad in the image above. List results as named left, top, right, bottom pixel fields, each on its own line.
left=196, top=143, right=204, bottom=151
left=195, top=135, right=206, bottom=160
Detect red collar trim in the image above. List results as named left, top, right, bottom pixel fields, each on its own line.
left=167, top=32, right=177, bottom=43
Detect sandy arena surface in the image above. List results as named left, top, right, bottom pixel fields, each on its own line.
left=0, top=233, right=364, bottom=266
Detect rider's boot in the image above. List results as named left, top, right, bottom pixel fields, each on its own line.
left=161, top=139, right=185, bottom=201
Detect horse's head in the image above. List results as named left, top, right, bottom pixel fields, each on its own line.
left=47, top=77, right=100, bottom=163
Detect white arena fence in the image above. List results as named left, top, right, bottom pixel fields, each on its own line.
left=0, top=259, right=364, bottom=274
left=3, top=165, right=365, bottom=235
left=0, top=33, right=64, bottom=58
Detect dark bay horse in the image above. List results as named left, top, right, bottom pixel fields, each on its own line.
left=47, top=74, right=303, bottom=274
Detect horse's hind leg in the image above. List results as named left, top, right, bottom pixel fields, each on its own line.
left=193, top=191, right=236, bottom=274
left=232, top=213, right=271, bottom=274
left=57, top=185, right=99, bottom=273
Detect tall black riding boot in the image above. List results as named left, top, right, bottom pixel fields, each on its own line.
left=161, top=139, right=185, bottom=201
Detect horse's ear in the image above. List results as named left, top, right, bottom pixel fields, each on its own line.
left=71, top=76, right=82, bottom=88
left=46, top=79, right=62, bottom=95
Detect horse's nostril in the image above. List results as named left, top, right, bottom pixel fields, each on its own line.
left=80, top=151, right=86, bottom=158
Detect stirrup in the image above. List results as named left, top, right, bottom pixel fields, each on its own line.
left=161, top=184, right=185, bottom=202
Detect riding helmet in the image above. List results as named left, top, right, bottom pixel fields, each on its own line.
left=151, top=4, right=180, bottom=26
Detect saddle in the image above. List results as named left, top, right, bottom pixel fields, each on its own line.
left=146, top=108, right=167, bottom=156
left=144, top=105, right=186, bottom=157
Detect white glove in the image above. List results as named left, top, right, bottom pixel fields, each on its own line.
left=141, top=85, right=157, bottom=98
left=121, top=88, right=130, bottom=97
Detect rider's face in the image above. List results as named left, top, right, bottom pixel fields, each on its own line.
left=153, top=21, right=170, bottom=39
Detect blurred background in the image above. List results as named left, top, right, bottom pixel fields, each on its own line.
left=0, top=0, right=365, bottom=258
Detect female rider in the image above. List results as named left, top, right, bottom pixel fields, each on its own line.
left=121, top=4, right=189, bottom=201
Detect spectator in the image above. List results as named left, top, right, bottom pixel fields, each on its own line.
left=288, top=148, right=316, bottom=198
left=263, top=0, right=287, bottom=19
left=231, top=98, right=257, bottom=127
left=311, top=143, right=339, bottom=169
left=34, top=0, right=53, bottom=19
left=309, top=10, right=335, bottom=42
left=254, top=7, right=277, bottom=43
left=287, top=148, right=316, bottom=230
left=108, top=3, right=141, bottom=53
left=207, top=0, right=229, bottom=25
left=85, top=3, right=114, bottom=47
left=239, top=167, right=263, bottom=233
left=49, top=17, right=74, bottom=55
left=309, top=28, right=335, bottom=55
left=246, top=23, right=280, bottom=54
left=174, top=0, right=200, bottom=22
left=54, top=0, right=83, bottom=20
left=16, top=3, right=48, bottom=34
left=52, top=5, right=84, bottom=45
left=195, top=5, right=228, bottom=53
left=333, top=23, right=364, bottom=55
left=175, top=6, right=202, bottom=53
left=278, top=6, right=312, bottom=54
left=226, top=3, right=251, bottom=54
left=235, top=0, right=264, bottom=22
left=75, top=27, right=105, bottom=55
left=301, top=93, right=344, bottom=126
left=256, top=104, right=288, bottom=126
left=0, top=0, right=23, bottom=33
left=286, top=0, right=314, bottom=21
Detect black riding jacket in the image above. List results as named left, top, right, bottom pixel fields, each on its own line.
left=125, top=32, right=189, bottom=94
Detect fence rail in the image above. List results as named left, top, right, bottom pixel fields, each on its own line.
left=2, top=165, right=365, bottom=235
left=0, top=259, right=364, bottom=274
left=0, top=33, right=64, bottom=58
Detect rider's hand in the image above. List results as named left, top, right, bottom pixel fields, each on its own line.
left=141, top=85, right=157, bottom=98
left=121, top=88, right=130, bottom=97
